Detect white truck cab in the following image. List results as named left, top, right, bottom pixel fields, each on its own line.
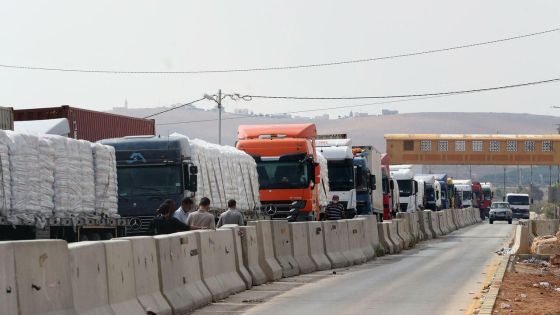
left=453, top=179, right=473, bottom=208
left=505, top=193, right=530, bottom=219
left=390, top=165, right=418, bottom=212
left=415, top=174, right=442, bottom=211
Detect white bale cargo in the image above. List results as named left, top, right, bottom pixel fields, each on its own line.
left=289, top=222, right=317, bottom=274
left=68, top=242, right=114, bottom=315
left=12, top=240, right=76, bottom=315
left=122, top=236, right=172, bottom=315
left=154, top=232, right=212, bottom=313
left=92, top=143, right=118, bottom=217
left=38, top=137, right=55, bottom=216
left=0, top=132, right=12, bottom=219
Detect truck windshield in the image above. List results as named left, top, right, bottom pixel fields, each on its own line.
left=483, top=190, right=492, bottom=200
left=507, top=195, right=529, bottom=205
left=398, top=180, right=412, bottom=197
left=462, top=191, right=472, bottom=201
left=426, top=187, right=435, bottom=201
left=117, top=165, right=182, bottom=197
left=327, top=159, right=354, bottom=191
left=256, top=160, right=309, bottom=189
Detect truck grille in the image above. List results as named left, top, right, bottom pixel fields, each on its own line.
left=124, top=216, right=154, bottom=235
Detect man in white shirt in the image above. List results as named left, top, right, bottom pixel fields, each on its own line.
left=173, top=197, right=194, bottom=224
left=186, top=197, right=216, bottom=230
left=217, top=199, right=245, bottom=227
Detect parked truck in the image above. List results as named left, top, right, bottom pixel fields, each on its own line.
left=415, top=175, right=442, bottom=211
left=390, top=165, right=418, bottom=212
left=434, top=174, right=449, bottom=210
left=506, top=193, right=531, bottom=219
left=481, top=182, right=494, bottom=218
left=453, top=180, right=474, bottom=208
left=236, top=124, right=322, bottom=221
left=316, top=136, right=357, bottom=216
left=381, top=154, right=395, bottom=220
left=353, top=146, right=382, bottom=220
left=102, top=134, right=261, bottom=235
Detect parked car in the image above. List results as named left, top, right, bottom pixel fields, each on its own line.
left=489, top=202, right=512, bottom=224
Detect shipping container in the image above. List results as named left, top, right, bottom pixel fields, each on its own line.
left=14, top=105, right=155, bottom=142
left=0, top=107, right=14, bottom=130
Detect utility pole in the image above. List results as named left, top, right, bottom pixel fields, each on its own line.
left=503, top=166, right=507, bottom=198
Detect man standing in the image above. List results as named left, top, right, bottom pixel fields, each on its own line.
left=217, top=199, right=245, bottom=227
left=325, top=195, right=345, bottom=220
left=173, top=197, right=194, bottom=224
left=186, top=197, right=216, bottom=229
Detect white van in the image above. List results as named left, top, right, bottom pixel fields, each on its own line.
left=505, top=193, right=530, bottom=219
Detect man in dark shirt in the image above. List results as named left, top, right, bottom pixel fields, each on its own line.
left=149, top=201, right=190, bottom=235
left=325, top=195, right=345, bottom=220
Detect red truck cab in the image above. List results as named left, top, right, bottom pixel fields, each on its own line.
left=381, top=154, right=393, bottom=220
left=236, top=124, right=321, bottom=221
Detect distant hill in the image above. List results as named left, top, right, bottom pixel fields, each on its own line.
left=110, top=107, right=560, bottom=152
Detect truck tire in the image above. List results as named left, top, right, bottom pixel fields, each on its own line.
left=508, top=219, right=512, bottom=224
left=103, top=232, right=114, bottom=240
left=80, top=234, right=89, bottom=241
left=489, top=219, right=493, bottom=224
left=89, top=233, right=101, bottom=241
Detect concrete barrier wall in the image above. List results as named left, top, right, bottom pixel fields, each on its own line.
left=154, top=232, right=212, bottom=314
left=103, top=240, right=146, bottom=315
left=438, top=212, right=449, bottom=235
left=219, top=225, right=253, bottom=289
left=394, top=218, right=412, bottom=249
left=248, top=221, right=283, bottom=281
left=123, top=236, right=172, bottom=315
left=322, top=221, right=350, bottom=268
left=511, top=222, right=530, bottom=255
left=306, top=222, right=332, bottom=270
left=446, top=210, right=456, bottom=231
left=354, top=217, right=376, bottom=260
left=385, top=222, right=403, bottom=252
left=0, top=243, right=17, bottom=315
left=420, top=211, right=433, bottom=239
left=12, top=240, right=75, bottom=315
left=376, top=222, right=392, bottom=254
left=412, top=212, right=422, bottom=241
left=270, top=220, right=300, bottom=277
left=344, top=220, right=367, bottom=264
left=68, top=242, right=114, bottom=315
left=197, top=230, right=246, bottom=302
left=431, top=211, right=443, bottom=237
left=289, top=222, right=316, bottom=274
left=531, top=219, right=560, bottom=237
left=357, top=215, right=382, bottom=256
left=238, top=226, right=268, bottom=286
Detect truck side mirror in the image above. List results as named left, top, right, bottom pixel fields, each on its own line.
left=370, top=175, right=376, bottom=190
left=190, top=165, right=198, bottom=174
left=189, top=175, right=198, bottom=192
left=184, top=163, right=198, bottom=192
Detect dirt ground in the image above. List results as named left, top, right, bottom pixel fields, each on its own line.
left=493, top=259, right=560, bottom=315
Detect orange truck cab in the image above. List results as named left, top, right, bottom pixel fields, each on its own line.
left=236, top=124, right=321, bottom=221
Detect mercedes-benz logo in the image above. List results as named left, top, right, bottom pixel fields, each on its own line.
left=129, top=217, right=141, bottom=230
left=264, top=205, right=277, bottom=216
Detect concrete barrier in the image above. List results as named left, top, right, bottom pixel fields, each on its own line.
left=378, top=222, right=397, bottom=254
left=197, top=230, right=246, bottom=302
left=219, top=225, right=253, bottom=289
left=357, top=215, right=382, bottom=256
left=289, top=222, right=316, bottom=274
left=238, top=226, right=268, bottom=286
left=306, top=222, right=332, bottom=270
left=247, top=221, right=283, bottom=281
left=68, top=242, right=114, bottom=315
left=423, top=210, right=436, bottom=239
left=438, top=212, right=449, bottom=235
left=354, top=217, right=376, bottom=260
left=386, top=221, right=404, bottom=251
left=12, top=240, right=75, bottom=315
left=419, top=211, right=432, bottom=239
left=154, top=232, right=212, bottom=314
left=0, top=243, right=17, bottom=315
left=322, top=221, right=351, bottom=268
left=412, top=212, right=423, bottom=241
left=446, top=210, right=457, bottom=231
left=270, top=220, right=300, bottom=277
left=531, top=219, right=560, bottom=237
left=121, top=236, right=173, bottom=315
left=398, top=213, right=418, bottom=244
left=394, top=218, right=412, bottom=249
left=511, top=221, right=530, bottom=254
left=430, top=211, right=442, bottom=236
left=344, top=219, right=368, bottom=264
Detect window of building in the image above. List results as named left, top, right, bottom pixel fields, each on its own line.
left=420, top=140, right=432, bottom=152
left=455, top=140, right=466, bottom=152
left=403, top=140, right=414, bottom=151
left=542, top=140, right=553, bottom=152
left=438, top=140, right=448, bottom=152
left=489, top=140, right=500, bottom=152
left=507, top=140, right=517, bottom=152
left=524, top=140, right=535, bottom=152
left=472, top=140, right=483, bottom=152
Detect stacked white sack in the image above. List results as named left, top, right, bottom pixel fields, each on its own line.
left=66, top=138, right=83, bottom=215
left=0, top=131, right=11, bottom=218
left=218, top=147, right=236, bottom=204
left=248, top=156, right=261, bottom=209
left=317, top=152, right=330, bottom=207
left=46, top=135, right=73, bottom=218
left=92, top=143, right=118, bottom=217
left=38, top=137, right=55, bottom=215
left=6, top=131, right=43, bottom=223
left=79, top=140, right=95, bottom=215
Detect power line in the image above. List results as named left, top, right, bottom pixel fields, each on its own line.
left=1, top=27, right=559, bottom=75
left=142, top=97, right=206, bottom=118
left=241, top=77, right=560, bottom=100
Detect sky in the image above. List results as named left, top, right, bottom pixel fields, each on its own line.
left=1, top=0, right=560, bottom=118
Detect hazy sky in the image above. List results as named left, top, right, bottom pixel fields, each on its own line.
left=1, top=0, right=559, bottom=118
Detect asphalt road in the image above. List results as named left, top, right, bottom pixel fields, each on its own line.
left=194, top=221, right=514, bottom=315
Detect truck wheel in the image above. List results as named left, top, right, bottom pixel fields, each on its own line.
left=103, top=232, right=114, bottom=240
left=508, top=219, right=512, bottom=224
left=79, top=234, right=89, bottom=241
left=89, top=233, right=101, bottom=241
left=489, top=219, right=493, bottom=224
